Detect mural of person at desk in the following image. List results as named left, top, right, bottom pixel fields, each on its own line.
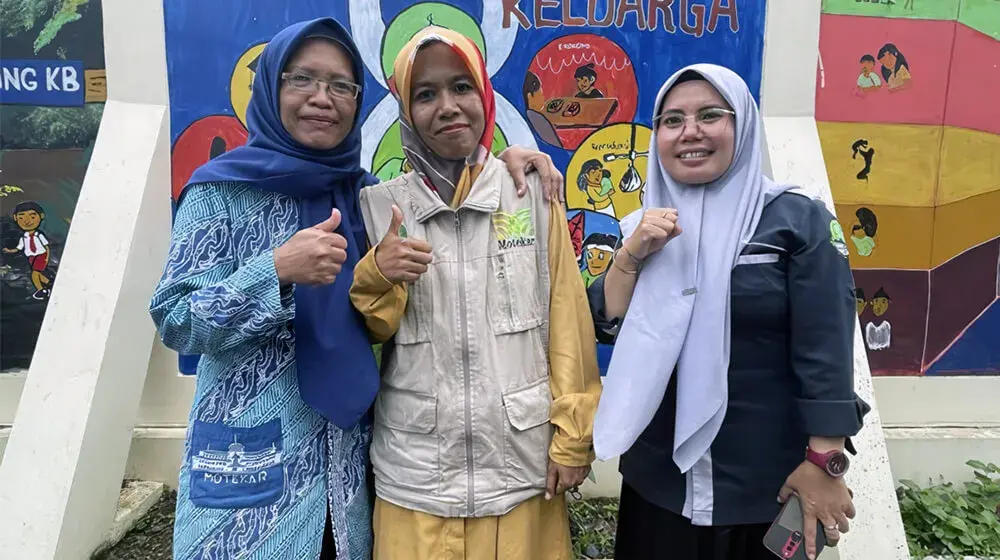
left=524, top=34, right=638, bottom=150
left=523, top=71, right=563, bottom=148
left=574, top=63, right=605, bottom=99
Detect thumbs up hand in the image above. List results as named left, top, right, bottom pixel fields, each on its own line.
left=273, top=209, right=350, bottom=286
left=375, top=205, right=433, bottom=284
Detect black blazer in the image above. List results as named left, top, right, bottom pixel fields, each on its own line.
left=588, top=192, right=870, bottom=526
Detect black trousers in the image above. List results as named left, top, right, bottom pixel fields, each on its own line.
left=614, top=482, right=774, bottom=560
left=319, top=513, right=337, bottom=559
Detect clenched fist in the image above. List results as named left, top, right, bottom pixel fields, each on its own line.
left=273, top=209, right=349, bottom=286
left=375, top=205, right=433, bottom=284
left=623, top=208, right=682, bottom=261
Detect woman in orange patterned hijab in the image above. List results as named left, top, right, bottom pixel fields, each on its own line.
left=351, top=26, right=602, bottom=560
left=387, top=25, right=496, bottom=208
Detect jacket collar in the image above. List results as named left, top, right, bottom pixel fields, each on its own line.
left=409, top=156, right=502, bottom=223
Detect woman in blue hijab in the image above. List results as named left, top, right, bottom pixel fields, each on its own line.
left=149, top=17, right=562, bottom=560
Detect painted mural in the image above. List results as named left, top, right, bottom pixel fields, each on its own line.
left=817, top=0, right=1000, bottom=375
left=0, top=0, right=106, bottom=371
left=164, top=0, right=766, bottom=375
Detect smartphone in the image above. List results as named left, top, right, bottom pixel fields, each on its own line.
left=762, top=494, right=826, bottom=559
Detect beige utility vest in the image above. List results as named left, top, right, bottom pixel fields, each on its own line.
left=358, top=157, right=554, bottom=518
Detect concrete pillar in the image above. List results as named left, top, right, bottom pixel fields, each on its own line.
left=760, top=1, right=910, bottom=559
left=0, top=0, right=172, bottom=557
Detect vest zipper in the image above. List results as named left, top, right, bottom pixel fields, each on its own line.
left=455, top=211, right=475, bottom=515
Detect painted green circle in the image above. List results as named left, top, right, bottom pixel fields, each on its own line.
left=380, top=3, right=486, bottom=81
left=371, top=121, right=510, bottom=183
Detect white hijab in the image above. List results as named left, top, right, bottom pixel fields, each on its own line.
left=593, top=64, right=798, bottom=472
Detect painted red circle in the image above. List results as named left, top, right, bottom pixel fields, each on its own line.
left=170, top=115, right=248, bottom=200
left=525, top=34, right=638, bottom=150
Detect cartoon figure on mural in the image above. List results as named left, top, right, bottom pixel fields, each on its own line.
left=855, top=287, right=867, bottom=315
left=878, top=43, right=911, bottom=92
left=577, top=159, right=617, bottom=217
left=580, top=232, right=618, bottom=288
left=574, top=63, right=604, bottom=99
left=523, top=34, right=637, bottom=150
left=865, top=286, right=892, bottom=351
left=3, top=201, right=54, bottom=300
left=566, top=207, right=621, bottom=372
left=523, top=71, right=563, bottom=148
left=851, top=207, right=878, bottom=257
left=856, top=54, right=883, bottom=92
left=566, top=123, right=649, bottom=220
left=851, top=138, right=875, bottom=181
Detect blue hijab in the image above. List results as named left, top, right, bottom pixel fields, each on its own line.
left=179, top=18, right=379, bottom=430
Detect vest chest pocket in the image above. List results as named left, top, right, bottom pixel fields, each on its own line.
left=487, top=248, right=544, bottom=334
left=397, top=276, right=433, bottom=344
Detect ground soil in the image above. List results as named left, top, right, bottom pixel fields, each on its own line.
left=92, top=490, right=176, bottom=560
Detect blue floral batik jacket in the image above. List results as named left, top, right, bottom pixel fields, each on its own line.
left=150, top=182, right=372, bottom=560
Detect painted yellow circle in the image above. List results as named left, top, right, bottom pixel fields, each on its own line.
left=230, top=42, right=267, bottom=128
left=565, top=123, right=652, bottom=221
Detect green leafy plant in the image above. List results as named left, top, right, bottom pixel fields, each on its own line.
left=897, top=460, right=1000, bottom=558
left=568, top=498, right=618, bottom=559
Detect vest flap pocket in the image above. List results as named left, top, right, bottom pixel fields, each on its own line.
left=397, top=277, right=432, bottom=344
left=377, top=386, right=438, bottom=434
left=488, top=250, right=544, bottom=334
left=502, top=378, right=552, bottom=432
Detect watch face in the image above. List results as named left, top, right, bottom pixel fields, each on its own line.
left=827, top=453, right=850, bottom=476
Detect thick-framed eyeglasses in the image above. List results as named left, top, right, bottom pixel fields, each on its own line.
left=654, top=107, right=735, bottom=131
left=281, top=72, right=361, bottom=100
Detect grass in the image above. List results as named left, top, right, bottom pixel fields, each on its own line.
left=569, top=498, right=619, bottom=559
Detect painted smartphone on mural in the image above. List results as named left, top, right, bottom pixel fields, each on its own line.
left=762, top=494, right=826, bottom=559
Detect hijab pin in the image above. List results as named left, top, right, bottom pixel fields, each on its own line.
left=682, top=287, right=698, bottom=296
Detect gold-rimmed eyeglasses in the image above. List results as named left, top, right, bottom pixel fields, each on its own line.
left=281, top=72, right=361, bottom=101
left=654, top=107, right=735, bottom=131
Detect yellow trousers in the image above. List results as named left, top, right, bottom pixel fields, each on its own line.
left=373, top=494, right=573, bottom=560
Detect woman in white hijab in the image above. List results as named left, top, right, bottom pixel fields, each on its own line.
left=587, top=64, right=869, bottom=560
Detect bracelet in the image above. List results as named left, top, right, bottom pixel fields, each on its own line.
left=612, top=250, right=640, bottom=275
left=620, top=245, right=643, bottom=265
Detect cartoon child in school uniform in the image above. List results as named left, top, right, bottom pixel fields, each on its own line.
left=3, top=201, right=54, bottom=300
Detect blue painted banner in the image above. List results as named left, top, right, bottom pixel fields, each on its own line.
left=0, top=59, right=86, bottom=106
left=164, top=0, right=767, bottom=375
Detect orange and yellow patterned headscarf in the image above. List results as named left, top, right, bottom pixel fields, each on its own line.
left=387, top=26, right=497, bottom=208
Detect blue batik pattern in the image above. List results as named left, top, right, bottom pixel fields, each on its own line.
left=150, top=182, right=373, bottom=560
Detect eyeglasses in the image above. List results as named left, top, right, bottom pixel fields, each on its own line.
left=281, top=72, right=361, bottom=100
left=654, top=107, right=735, bottom=131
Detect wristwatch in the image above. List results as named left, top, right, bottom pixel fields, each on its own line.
left=805, top=446, right=850, bottom=478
